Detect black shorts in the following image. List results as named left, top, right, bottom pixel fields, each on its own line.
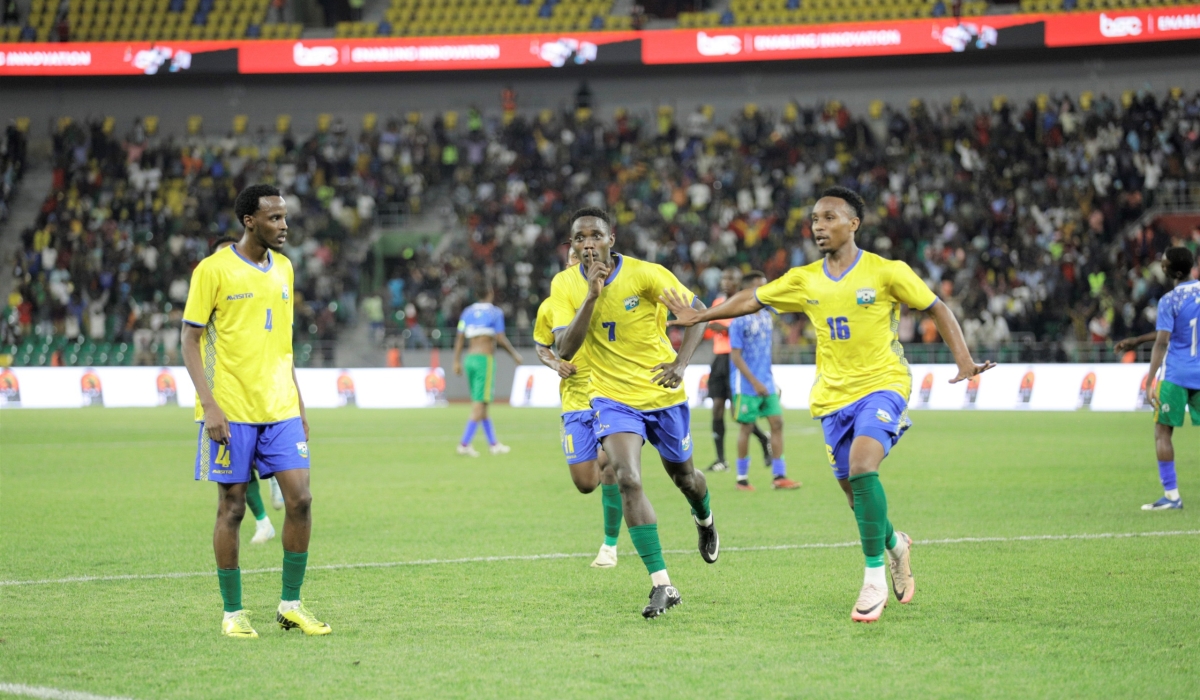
left=708, top=354, right=731, bottom=402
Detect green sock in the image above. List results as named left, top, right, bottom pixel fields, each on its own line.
left=850, top=472, right=888, bottom=568
left=627, top=523, right=666, bottom=574
left=601, top=483, right=622, bottom=547
left=217, top=568, right=242, bottom=613
left=245, top=475, right=266, bottom=522
left=281, top=550, right=308, bottom=601
left=686, top=489, right=711, bottom=521
left=885, top=519, right=897, bottom=551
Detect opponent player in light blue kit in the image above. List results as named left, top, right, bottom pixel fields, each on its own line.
left=727, top=271, right=800, bottom=492
left=1140, top=247, right=1199, bottom=510
left=453, top=285, right=523, bottom=456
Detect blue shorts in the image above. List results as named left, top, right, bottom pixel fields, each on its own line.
left=820, top=391, right=911, bottom=481
left=592, top=397, right=694, bottom=464
left=561, top=409, right=600, bottom=465
left=195, top=417, right=309, bottom=484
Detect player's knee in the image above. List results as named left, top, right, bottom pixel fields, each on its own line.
left=614, top=467, right=642, bottom=492
left=219, top=496, right=246, bottom=523
left=287, top=489, right=313, bottom=516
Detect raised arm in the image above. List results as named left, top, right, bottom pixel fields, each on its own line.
left=554, top=258, right=608, bottom=361
left=1145, top=330, right=1172, bottom=408
left=927, top=301, right=996, bottom=383
left=661, top=287, right=763, bottom=327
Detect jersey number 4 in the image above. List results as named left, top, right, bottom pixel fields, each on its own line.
left=215, top=443, right=231, bottom=467
left=826, top=316, right=851, bottom=340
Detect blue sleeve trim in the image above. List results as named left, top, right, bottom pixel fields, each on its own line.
left=551, top=325, right=568, bottom=333
left=752, top=288, right=778, bottom=314
left=183, top=320, right=205, bottom=328
left=920, top=298, right=939, bottom=311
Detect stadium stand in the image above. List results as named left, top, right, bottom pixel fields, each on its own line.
left=3, top=88, right=1199, bottom=367
left=679, top=0, right=990, bottom=27
left=1, top=119, right=29, bottom=225
left=0, top=0, right=303, bottom=43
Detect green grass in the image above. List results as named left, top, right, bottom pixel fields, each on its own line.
left=1, top=407, right=1198, bottom=698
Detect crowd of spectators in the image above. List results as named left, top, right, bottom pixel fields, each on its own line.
left=374, top=87, right=1200, bottom=357
left=4, top=86, right=1200, bottom=365
left=1, top=121, right=27, bottom=225
left=0, top=113, right=439, bottom=363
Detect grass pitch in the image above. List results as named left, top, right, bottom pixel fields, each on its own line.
left=1, top=407, right=1197, bottom=698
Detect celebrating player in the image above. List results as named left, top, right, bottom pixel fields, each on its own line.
left=533, top=257, right=623, bottom=568
left=549, top=207, right=717, bottom=619
left=453, top=284, right=523, bottom=456
left=707, top=267, right=771, bottom=472
left=210, top=235, right=278, bottom=546
left=662, top=186, right=994, bottom=623
left=182, top=184, right=331, bottom=639
left=1116, top=247, right=1199, bottom=510
left=727, top=271, right=800, bottom=492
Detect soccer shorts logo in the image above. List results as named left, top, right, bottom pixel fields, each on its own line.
left=825, top=444, right=836, bottom=465
left=876, top=408, right=893, bottom=423
left=296, top=442, right=309, bottom=458
left=681, top=434, right=691, bottom=450
left=624, top=295, right=640, bottom=311
left=856, top=288, right=877, bottom=305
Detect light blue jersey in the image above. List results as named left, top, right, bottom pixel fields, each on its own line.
left=729, top=309, right=775, bottom=395
left=1157, top=280, right=1200, bottom=389
left=458, top=302, right=505, bottom=339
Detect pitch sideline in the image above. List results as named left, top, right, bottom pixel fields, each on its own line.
left=0, top=683, right=135, bottom=700
left=2, top=529, right=1197, bottom=588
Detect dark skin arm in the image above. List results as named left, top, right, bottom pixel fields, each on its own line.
left=1145, top=330, right=1171, bottom=410
left=1114, top=331, right=1158, bottom=355
left=730, top=346, right=768, bottom=396
left=495, top=332, right=524, bottom=365
left=926, top=301, right=996, bottom=383
left=182, top=324, right=228, bottom=444
left=535, top=343, right=577, bottom=379
left=662, top=287, right=763, bottom=326
left=651, top=296, right=708, bottom=388
left=555, top=258, right=608, bottom=361
left=452, top=331, right=466, bottom=376
left=291, top=363, right=309, bottom=440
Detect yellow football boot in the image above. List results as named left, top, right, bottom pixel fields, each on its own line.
left=277, top=603, right=331, bottom=636
left=221, top=610, right=259, bottom=639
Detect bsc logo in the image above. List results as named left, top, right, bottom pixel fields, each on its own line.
left=875, top=408, right=892, bottom=423
left=856, top=288, right=877, bottom=305
left=296, top=442, right=309, bottom=458
left=624, top=296, right=640, bottom=311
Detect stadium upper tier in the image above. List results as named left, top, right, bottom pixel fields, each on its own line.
left=1, top=0, right=302, bottom=43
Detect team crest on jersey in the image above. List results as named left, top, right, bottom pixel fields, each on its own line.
left=624, top=295, right=640, bottom=311
left=296, top=442, right=309, bottom=458
left=282, top=283, right=290, bottom=301
left=856, top=288, right=877, bottom=305
left=681, top=433, right=692, bottom=451
left=876, top=408, right=893, bottom=423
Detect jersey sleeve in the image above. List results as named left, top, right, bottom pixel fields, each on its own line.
left=548, top=277, right=577, bottom=331
left=887, top=261, right=938, bottom=311
left=1156, top=293, right=1176, bottom=333
left=533, top=302, right=555, bottom=347
left=754, top=268, right=806, bottom=313
left=492, top=307, right=506, bottom=335
left=728, top=317, right=745, bottom=350
left=182, top=260, right=218, bottom=327
left=647, top=265, right=695, bottom=306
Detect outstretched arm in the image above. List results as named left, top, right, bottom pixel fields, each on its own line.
left=1114, top=331, right=1158, bottom=355
left=1145, top=330, right=1171, bottom=409
left=661, top=287, right=763, bottom=327
left=927, top=301, right=996, bottom=383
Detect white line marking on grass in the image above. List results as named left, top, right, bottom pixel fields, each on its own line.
left=3, top=530, right=1197, bottom=587
left=0, top=683, right=135, bottom=700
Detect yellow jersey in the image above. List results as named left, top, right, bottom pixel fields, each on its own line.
left=548, top=254, right=695, bottom=411
left=533, top=298, right=592, bottom=413
left=182, top=246, right=300, bottom=424
left=754, top=250, right=937, bottom=417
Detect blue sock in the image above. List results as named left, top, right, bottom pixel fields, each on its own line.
left=771, top=458, right=786, bottom=478
left=481, top=418, right=497, bottom=446
left=460, top=420, right=478, bottom=446
left=736, top=457, right=750, bottom=479
left=1158, top=460, right=1177, bottom=492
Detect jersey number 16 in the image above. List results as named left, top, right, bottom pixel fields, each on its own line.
left=826, top=316, right=851, bottom=340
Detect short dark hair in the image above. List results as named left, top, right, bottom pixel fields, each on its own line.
left=569, top=206, right=612, bottom=230
left=474, top=281, right=493, bottom=300
left=210, top=235, right=239, bottom=253
left=234, top=184, right=282, bottom=226
left=1164, top=246, right=1196, bottom=281
left=741, top=270, right=766, bottom=287
left=819, top=186, right=865, bottom=222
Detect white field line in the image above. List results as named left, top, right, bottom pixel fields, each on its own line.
left=0, top=683, right=134, bottom=700
left=2, top=530, right=1197, bottom=588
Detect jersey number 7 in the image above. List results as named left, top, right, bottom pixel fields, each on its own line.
left=602, top=321, right=617, bottom=341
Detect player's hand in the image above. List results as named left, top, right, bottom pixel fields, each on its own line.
left=660, top=288, right=701, bottom=327
left=1148, top=380, right=1160, bottom=410
left=556, top=361, right=577, bottom=379
left=203, top=403, right=230, bottom=445
left=948, top=360, right=997, bottom=384
left=752, top=380, right=769, bottom=397
left=651, top=360, right=685, bottom=389
left=1114, top=338, right=1138, bottom=354
left=584, top=251, right=609, bottom=299
left=453, top=360, right=463, bottom=376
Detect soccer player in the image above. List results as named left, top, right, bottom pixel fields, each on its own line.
left=453, top=284, right=523, bottom=456
left=727, top=271, right=800, bottom=492
left=707, top=267, right=771, bottom=472
left=662, top=186, right=994, bottom=623
left=211, top=235, right=277, bottom=546
left=533, top=261, right=623, bottom=568
left=549, top=207, right=717, bottom=619
left=182, top=184, right=331, bottom=639
left=1116, top=247, right=1199, bottom=510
